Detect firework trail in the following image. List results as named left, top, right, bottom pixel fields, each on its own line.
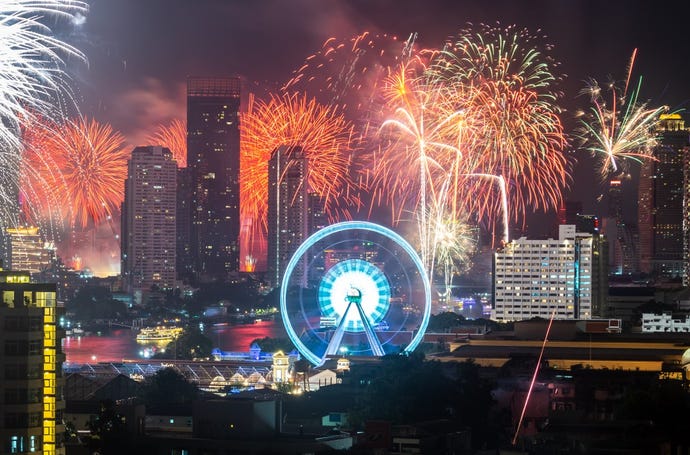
left=374, top=61, right=466, bottom=277
left=283, top=32, right=416, bottom=123
left=0, top=0, right=87, bottom=235
left=430, top=24, right=570, bottom=239
left=23, top=116, right=128, bottom=230
left=240, top=92, right=358, bottom=268
left=576, top=49, right=667, bottom=179
left=19, top=115, right=69, bottom=235
left=146, top=119, right=187, bottom=167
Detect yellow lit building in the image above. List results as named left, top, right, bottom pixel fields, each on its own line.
left=0, top=268, right=63, bottom=454
left=5, top=226, right=54, bottom=275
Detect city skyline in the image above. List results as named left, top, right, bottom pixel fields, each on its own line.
left=6, top=1, right=690, bottom=276
left=72, top=1, right=689, bottom=222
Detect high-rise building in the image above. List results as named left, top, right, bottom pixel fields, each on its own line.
left=638, top=114, right=689, bottom=280
left=606, top=178, right=638, bottom=275
left=492, top=225, right=596, bottom=322
left=267, top=145, right=308, bottom=288
left=4, top=227, right=54, bottom=275
left=187, top=77, right=241, bottom=281
left=121, top=146, right=177, bottom=294
left=0, top=269, right=63, bottom=454
left=176, top=167, right=193, bottom=281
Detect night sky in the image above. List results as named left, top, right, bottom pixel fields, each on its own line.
left=64, top=0, right=690, bottom=234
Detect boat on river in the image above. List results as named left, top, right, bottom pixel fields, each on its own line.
left=136, top=326, right=183, bottom=343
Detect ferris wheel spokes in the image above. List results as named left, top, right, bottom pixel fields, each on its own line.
left=323, top=286, right=386, bottom=361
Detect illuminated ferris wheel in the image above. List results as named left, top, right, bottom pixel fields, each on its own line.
left=280, top=221, right=431, bottom=366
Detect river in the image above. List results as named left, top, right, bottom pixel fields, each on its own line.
left=62, top=319, right=288, bottom=364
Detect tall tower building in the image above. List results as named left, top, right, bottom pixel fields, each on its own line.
left=176, top=167, right=193, bottom=281
left=0, top=269, right=63, bottom=454
left=121, top=146, right=177, bottom=294
left=607, top=178, right=638, bottom=275
left=492, top=225, right=596, bottom=322
left=187, top=77, right=241, bottom=281
left=638, top=114, right=689, bottom=280
left=267, top=145, right=308, bottom=288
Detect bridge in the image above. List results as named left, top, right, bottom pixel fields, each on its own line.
left=63, top=358, right=275, bottom=392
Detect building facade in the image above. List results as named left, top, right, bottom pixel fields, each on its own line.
left=187, top=77, right=241, bottom=281
left=638, top=113, right=689, bottom=280
left=492, top=225, right=595, bottom=322
left=121, top=146, right=177, bottom=294
left=4, top=227, right=54, bottom=275
left=267, top=146, right=308, bottom=288
left=0, top=269, right=63, bottom=454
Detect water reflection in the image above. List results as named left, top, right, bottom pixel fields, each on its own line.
left=62, top=320, right=288, bottom=364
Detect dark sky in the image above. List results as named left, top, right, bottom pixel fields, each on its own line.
left=66, top=0, right=690, bottom=234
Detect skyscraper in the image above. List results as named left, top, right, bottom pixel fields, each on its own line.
left=0, top=269, right=62, bottom=454
left=267, top=145, right=308, bottom=288
left=121, top=146, right=177, bottom=294
left=187, top=77, right=241, bottom=281
left=638, top=114, right=689, bottom=280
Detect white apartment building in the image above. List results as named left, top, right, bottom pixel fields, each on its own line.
left=493, top=225, right=593, bottom=322
left=641, top=312, right=690, bottom=333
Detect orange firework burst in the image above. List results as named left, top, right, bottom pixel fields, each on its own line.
left=23, top=116, right=128, bottom=229
left=146, top=119, right=187, bottom=167
left=240, top=92, right=359, bottom=263
left=19, top=115, right=68, bottom=232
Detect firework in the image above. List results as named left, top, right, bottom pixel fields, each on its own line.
left=373, top=62, right=466, bottom=274
left=19, top=115, right=68, bottom=233
left=283, top=32, right=414, bottom=119
left=0, top=0, right=87, bottom=233
left=576, top=49, right=667, bottom=178
left=240, top=92, right=359, bottom=267
left=24, top=116, right=128, bottom=229
left=429, top=23, right=570, bottom=238
left=146, top=119, right=187, bottom=167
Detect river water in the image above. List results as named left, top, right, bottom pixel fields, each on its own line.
left=62, top=319, right=288, bottom=364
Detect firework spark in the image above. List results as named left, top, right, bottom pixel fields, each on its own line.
left=0, top=0, right=88, bottom=234
left=23, top=117, right=128, bottom=230
left=576, top=49, right=667, bottom=178
left=240, top=92, right=359, bottom=268
left=146, top=119, right=187, bottom=167
left=430, top=23, right=570, bottom=238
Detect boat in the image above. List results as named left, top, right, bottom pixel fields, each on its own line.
left=136, top=326, right=184, bottom=343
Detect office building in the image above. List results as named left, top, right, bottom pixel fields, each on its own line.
left=0, top=269, right=63, bottom=454
left=638, top=113, right=689, bottom=280
left=607, top=178, right=638, bottom=275
left=121, top=146, right=177, bottom=294
left=176, top=167, right=193, bottom=281
left=267, top=145, right=308, bottom=288
left=492, top=225, right=595, bottom=322
left=4, top=226, right=54, bottom=275
left=187, top=77, right=241, bottom=280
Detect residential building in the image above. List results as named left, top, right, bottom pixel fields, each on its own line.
left=121, top=146, right=177, bottom=294
left=187, top=77, right=241, bottom=280
left=0, top=269, right=63, bottom=454
left=5, top=226, right=54, bottom=275
left=492, top=225, right=595, bottom=321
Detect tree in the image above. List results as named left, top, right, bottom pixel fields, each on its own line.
left=141, top=368, right=198, bottom=407
left=85, top=399, right=127, bottom=454
left=67, top=286, right=127, bottom=322
left=159, top=327, right=213, bottom=360
left=250, top=336, right=295, bottom=354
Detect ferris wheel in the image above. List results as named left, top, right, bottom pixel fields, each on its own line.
left=280, top=221, right=432, bottom=366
